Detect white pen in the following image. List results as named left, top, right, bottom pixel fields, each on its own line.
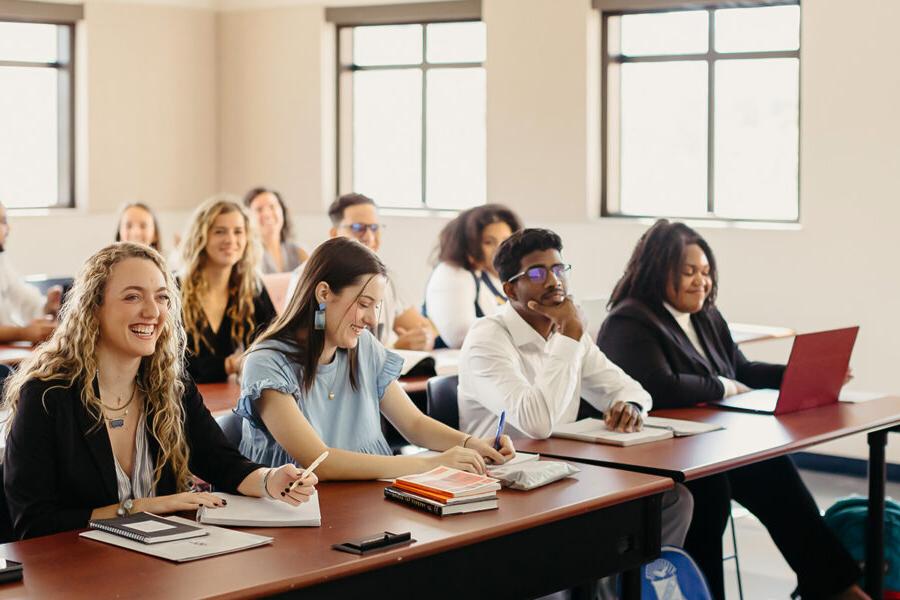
left=288, top=450, right=329, bottom=492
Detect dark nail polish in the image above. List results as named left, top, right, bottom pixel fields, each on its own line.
left=284, top=487, right=290, bottom=492
left=222, top=500, right=227, bottom=505
left=280, top=491, right=285, bottom=497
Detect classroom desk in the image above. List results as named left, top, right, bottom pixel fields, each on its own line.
left=515, top=398, right=900, bottom=598
left=197, top=376, right=431, bottom=416
left=728, top=323, right=795, bottom=345
left=0, top=343, right=32, bottom=366
left=0, top=463, right=671, bottom=600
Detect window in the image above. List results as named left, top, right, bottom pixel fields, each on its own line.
left=337, top=21, right=486, bottom=210
left=0, top=19, right=75, bottom=209
left=601, top=3, right=800, bottom=222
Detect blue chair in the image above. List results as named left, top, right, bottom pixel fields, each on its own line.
left=215, top=412, right=243, bottom=448
left=425, top=375, right=459, bottom=429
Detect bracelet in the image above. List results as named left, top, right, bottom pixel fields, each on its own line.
left=261, top=468, right=277, bottom=499
left=461, top=434, right=472, bottom=448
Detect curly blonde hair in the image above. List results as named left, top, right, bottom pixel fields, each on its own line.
left=2, top=242, right=192, bottom=490
left=180, top=196, right=261, bottom=356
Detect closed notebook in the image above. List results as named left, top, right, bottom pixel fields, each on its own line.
left=384, top=486, right=498, bottom=516
left=88, top=512, right=208, bottom=544
left=551, top=418, right=673, bottom=446
left=81, top=516, right=272, bottom=562
left=197, top=492, right=321, bottom=527
left=394, top=466, right=500, bottom=500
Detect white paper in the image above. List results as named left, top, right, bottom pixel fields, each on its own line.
left=197, top=491, right=321, bottom=527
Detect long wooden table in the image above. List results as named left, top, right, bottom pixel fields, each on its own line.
left=516, top=398, right=900, bottom=598
left=0, top=463, right=671, bottom=599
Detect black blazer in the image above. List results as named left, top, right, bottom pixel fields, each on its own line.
left=3, top=377, right=261, bottom=539
left=596, top=298, right=785, bottom=409
left=185, top=285, right=277, bottom=383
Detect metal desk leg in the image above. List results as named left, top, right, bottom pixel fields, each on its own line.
left=866, top=429, right=887, bottom=599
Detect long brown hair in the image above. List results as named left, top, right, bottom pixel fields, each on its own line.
left=180, top=196, right=261, bottom=355
left=435, top=204, right=522, bottom=271
left=2, top=242, right=192, bottom=490
left=114, top=202, right=162, bottom=252
left=608, top=219, right=719, bottom=310
left=252, top=238, right=387, bottom=393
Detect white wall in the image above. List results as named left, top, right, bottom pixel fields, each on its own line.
left=7, top=0, right=899, bottom=462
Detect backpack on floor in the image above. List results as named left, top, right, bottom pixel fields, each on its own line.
left=823, top=495, right=900, bottom=593
left=640, top=546, right=713, bottom=600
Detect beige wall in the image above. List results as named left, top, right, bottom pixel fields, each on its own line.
left=8, top=0, right=899, bottom=461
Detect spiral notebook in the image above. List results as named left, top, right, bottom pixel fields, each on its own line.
left=88, top=512, right=208, bottom=544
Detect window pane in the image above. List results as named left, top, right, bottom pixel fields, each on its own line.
left=426, top=22, right=485, bottom=64
left=0, top=67, right=59, bottom=208
left=353, top=24, right=422, bottom=66
left=426, top=68, right=485, bottom=209
left=353, top=69, right=422, bottom=208
left=0, top=22, right=58, bottom=63
left=617, top=11, right=708, bottom=57
left=619, top=61, right=708, bottom=217
left=715, top=6, right=800, bottom=53
left=714, top=59, right=799, bottom=220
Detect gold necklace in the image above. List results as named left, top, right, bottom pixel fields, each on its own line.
left=100, top=381, right=138, bottom=429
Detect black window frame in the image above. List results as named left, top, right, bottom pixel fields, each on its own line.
left=0, top=18, right=76, bottom=209
left=600, top=1, right=801, bottom=223
left=335, top=19, right=486, bottom=211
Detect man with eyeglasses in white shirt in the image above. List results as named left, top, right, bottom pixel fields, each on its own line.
left=288, top=193, right=436, bottom=351
left=458, top=228, right=692, bottom=552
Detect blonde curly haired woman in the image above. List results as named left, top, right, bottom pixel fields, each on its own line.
left=180, top=197, right=276, bottom=383
left=2, top=242, right=316, bottom=540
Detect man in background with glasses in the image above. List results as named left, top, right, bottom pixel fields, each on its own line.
left=326, top=193, right=436, bottom=351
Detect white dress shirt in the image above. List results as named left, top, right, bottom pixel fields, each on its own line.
left=0, top=253, right=45, bottom=326
left=663, top=302, right=736, bottom=398
left=424, top=262, right=505, bottom=349
left=458, top=303, right=652, bottom=439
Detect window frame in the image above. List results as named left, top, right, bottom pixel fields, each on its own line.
left=599, top=1, right=801, bottom=223
left=0, top=18, right=76, bottom=209
left=335, top=19, right=486, bottom=212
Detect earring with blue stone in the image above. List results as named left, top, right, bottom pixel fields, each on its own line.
left=314, top=302, right=326, bottom=330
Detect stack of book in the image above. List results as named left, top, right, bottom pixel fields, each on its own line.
left=384, top=466, right=501, bottom=516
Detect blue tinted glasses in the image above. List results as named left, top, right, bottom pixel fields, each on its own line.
left=507, top=263, right=572, bottom=284
left=343, top=223, right=384, bottom=236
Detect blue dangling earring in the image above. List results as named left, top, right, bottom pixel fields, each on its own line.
left=314, top=302, right=326, bottom=330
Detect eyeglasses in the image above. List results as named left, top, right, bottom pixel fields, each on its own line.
left=342, top=223, right=384, bottom=236
left=507, top=263, right=572, bottom=284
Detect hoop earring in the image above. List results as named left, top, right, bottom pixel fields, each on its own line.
left=314, top=302, right=326, bottom=330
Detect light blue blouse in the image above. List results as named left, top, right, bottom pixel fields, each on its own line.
left=236, top=330, right=404, bottom=468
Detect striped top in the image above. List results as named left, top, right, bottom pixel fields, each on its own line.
left=112, top=419, right=156, bottom=502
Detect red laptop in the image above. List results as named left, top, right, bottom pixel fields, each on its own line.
left=713, top=326, right=859, bottom=415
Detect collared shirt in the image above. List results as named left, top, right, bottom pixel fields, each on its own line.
left=424, top=262, right=506, bottom=349
left=663, top=302, right=735, bottom=399
left=458, top=303, right=652, bottom=439
left=112, top=419, right=155, bottom=502
left=0, top=253, right=45, bottom=327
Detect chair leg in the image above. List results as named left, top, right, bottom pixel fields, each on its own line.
left=729, top=510, right=745, bottom=600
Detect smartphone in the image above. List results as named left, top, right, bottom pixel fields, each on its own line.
left=0, top=559, right=23, bottom=584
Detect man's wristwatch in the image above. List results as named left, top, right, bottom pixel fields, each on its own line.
left=116, top=498, right=134, bottom=518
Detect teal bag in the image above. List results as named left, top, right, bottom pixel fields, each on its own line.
left=823, top=495, right=900, bottom=592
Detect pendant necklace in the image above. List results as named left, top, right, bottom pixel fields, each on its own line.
left=100, top=381, right=138, bottom=429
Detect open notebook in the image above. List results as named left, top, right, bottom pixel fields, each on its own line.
left=197, top=491, right=321, bottom=527
left=552, top=417, right=722, bottom=446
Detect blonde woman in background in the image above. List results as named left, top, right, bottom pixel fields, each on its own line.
left=180, top=197, right=276, bottom=383
left=2, top=242, right=315, bottom=540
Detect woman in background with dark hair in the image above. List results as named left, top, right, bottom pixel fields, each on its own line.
left=236, top=237, right=514, bottom=479
left=243, top=187, right=308, bottom=274
left=423, top=204, right=523, bottom=348
left=596, top=219, right=865, bottom=600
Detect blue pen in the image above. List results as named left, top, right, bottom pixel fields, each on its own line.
left=493, top=410, right=507, bottom=450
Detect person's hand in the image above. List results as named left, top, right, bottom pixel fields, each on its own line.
left=393, top=326, right=435, bottom=351
left=466, top=435, right=515, bottom=465
left=843, top=367, right=854, bottom=386
left=526, top=296, right=584, bottom=340
left=604, top=401, right=644, bottom=432
left=224, top=350, right=244, bottom=376
left=266, top=464, right=317, bottom=506
left=733, top=380, right=752, bottom=395
left=427, top=446, right=488, bottom=475
left=134, top=491, right=226, bottom=514
left=22, top=318, right=56, bottom=344
left=44, top=285, right=63, bottom=316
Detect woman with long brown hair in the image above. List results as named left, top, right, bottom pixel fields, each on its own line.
left=2, top=242, right=315, bottom=540
left=243, top=187, right=308, bottom=274
left=236, top=237, right=514, bottom=479
left=180, top=196, right=276, bottom=383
